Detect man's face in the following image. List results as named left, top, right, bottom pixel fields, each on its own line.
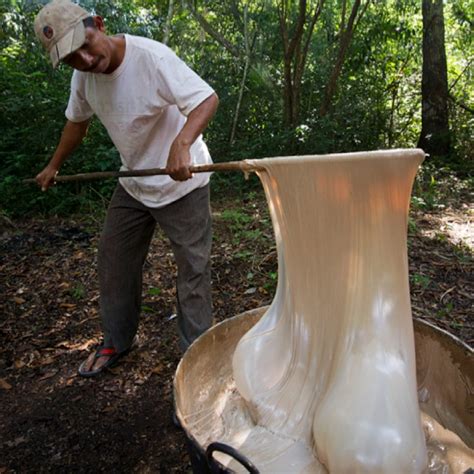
left=62, top=21, right=111, bottom=73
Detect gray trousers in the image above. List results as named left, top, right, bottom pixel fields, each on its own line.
left=98, top=183, right=212, bottom=353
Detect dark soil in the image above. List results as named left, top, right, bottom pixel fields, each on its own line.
left=0, top=191, right=472, bottom=473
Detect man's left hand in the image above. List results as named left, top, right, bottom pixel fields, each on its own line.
left=166, top=140, right=193, bottom=181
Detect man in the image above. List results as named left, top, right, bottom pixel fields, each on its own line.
left=34, top=0, right=218, bottom=377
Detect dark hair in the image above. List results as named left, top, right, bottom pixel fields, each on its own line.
left=82, top=17, right=96, bottom=28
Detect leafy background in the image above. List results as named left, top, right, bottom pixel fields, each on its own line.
left=1, top=0, right=472, bottom=216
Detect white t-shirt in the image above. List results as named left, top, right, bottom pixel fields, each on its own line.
left=65, top=34, right=215, bottom=208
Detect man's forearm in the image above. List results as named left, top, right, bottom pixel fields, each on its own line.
left=36, top=118, right=91, bottom=191
left=174, top=94, right=219, bottom=147
left=166, top=93, right=218, bottom=181
left=49, top=119, right=90, bottom=170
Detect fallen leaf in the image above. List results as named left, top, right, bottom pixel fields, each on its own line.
left=0, top=378, right=12, bottom=390
left=151, top=364, right=164, bottom=375
left=138, top=350, right=151, bottom=360
left=56, top=339, right=96, bottom=351
left=13, top=297, right=25, bottom=304
left=41, top=356, right=56, bottom=365
left=38, top=370, right=58, bottom=381
left=75, top=316, right=97, bottom=326
left=107, top=367, right=123, bottom=375
left=55, top=340, right=71, bottom=348
left=76, top=340, right=97, bottom=351
left=30, top=338, right=44, bottom=347
left=14, top=359, right=26, bottom=369
left=60, top=303, right=77, bottom=309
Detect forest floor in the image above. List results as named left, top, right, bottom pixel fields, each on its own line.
left=0, top=181, right=473, bottom=473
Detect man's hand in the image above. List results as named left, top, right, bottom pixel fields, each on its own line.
left=35, top=119, right=90, bottom=192
left=166, top=140, right=193, bottom=181
left=165, top=94, right=219, bottom=182
left=36, top=164, right=59, bottom=191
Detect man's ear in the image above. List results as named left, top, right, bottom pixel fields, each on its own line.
left=94, top=16, right=105, bottom=32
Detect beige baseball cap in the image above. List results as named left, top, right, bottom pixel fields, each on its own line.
left=34, top=0, right=90, bottom=68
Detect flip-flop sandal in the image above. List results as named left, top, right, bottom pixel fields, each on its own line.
left=78, top=340, right=136, bottom=378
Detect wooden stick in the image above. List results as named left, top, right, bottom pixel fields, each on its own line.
left=22, top=161, right=264, bottom=184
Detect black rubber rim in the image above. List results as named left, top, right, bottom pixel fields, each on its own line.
left=206, top=442, right=259, bottom=474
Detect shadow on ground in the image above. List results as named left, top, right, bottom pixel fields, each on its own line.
left=0, top=193, right=472, bottom=472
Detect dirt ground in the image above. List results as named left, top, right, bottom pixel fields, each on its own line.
left=0, top=190, right=472, bottom=473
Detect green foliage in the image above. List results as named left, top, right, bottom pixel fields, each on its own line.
left=263, top=270, right=278, bottom=293
left=0, top=0, right=173, bottom=216
left=1, top=0, right=472, bottom=217
left=221, top=208, right=260, bottom=244
left=436, top=301, right=454, bottom=319
left=70, top=283, right=86, bottom=300
left=147, top=287, right=162, bottom=296
left=220, top=208, right=253, bottom=229
left=412, top=160, right=473, bottom=211
left=410, top=272, right=431, bottom=290
left=407, top=216, right=418, bottom=234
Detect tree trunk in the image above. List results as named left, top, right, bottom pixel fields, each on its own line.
left=418, top=0, right=450, bottom=155
left=230, top=6, right=252, bottom=145
left=319, top=0, right=370, bottom=117
left=163, top=0, right=174, bottom=45
left=279, top=0, right=324, bottom=129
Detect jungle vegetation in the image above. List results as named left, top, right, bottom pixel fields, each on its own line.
left=0, top=0, right=472, bottom=216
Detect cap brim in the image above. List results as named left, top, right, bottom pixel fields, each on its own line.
left=49, top=21, right=86, bottom=68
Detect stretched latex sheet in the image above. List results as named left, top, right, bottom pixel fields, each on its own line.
left=178, top=149, right=474, bottom=473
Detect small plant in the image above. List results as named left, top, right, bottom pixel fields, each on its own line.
left=413, top=168, right=442, bottom=211
left=235, top=249, right=254, bottom=260
left=436, top=301, right=454, bottom=319
left=407, top=217, right=417, bottom=234
left=450, top=321, right=462, bottom=330
left=70, top=283, right=85, bottom=300
left=147, top=287, right=162, bottom=296
left=410, top=273, right=430, bottom=290
left=263, top=271, right=278, bottom=293
left=241, top=229, right=263, bottom=240
left=452, top=242, right=473, bottom=263
left=220, top=209, right=252, bottom=231
left=434, top=232, right=448, bottom=243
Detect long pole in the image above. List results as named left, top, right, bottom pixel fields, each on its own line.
left=22, top=161, right=263, bottom=184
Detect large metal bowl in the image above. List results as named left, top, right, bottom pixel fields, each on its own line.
left=174, top=307, right=473, bottom=473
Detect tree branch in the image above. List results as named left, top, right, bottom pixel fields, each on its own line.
left=231, top=5, right=253, bottom=144
left=229, top=0, right=244, bottom=31
left=287, top=0, right=307, bottom=60
left=354, top=0, right=371, bottom=31
left=163, top=0, right=174, bottom=45
left=449, top=93, right=474, bottom=114
left=340, top=0, right=347, bottom=31
left=448, top=58, right=474, bottom=93
left=184, top=0, right=242, bottom=57
left=319, top=0, right=366, bottom=116
left=301, top=0, right=324, bottom=69
left=278, top=0, right=290, bottom=57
